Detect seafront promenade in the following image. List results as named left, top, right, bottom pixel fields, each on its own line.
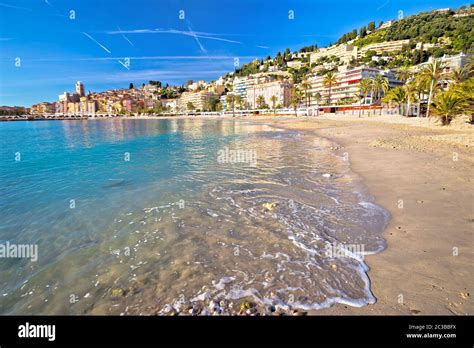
left=0, top=105, right=398, bottom=121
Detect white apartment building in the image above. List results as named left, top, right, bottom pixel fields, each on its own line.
left=232, top=76, right=256, bottom=100
left=308, top=66, right=402, bottom=106
left=246, top=80, right=293, bottom=109
left=415, top=52, right=468, bottom=73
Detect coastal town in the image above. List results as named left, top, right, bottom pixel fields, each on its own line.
left=1, top=6, right=472, bottom=124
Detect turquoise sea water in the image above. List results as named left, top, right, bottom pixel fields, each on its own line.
left=0, top=118, right=388, bottom=314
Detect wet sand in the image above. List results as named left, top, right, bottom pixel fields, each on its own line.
left=270, top=114, right=473, bottom=315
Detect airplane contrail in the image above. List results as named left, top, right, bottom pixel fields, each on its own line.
left=106, top=28, right=242, bottom=44
left=117, top=25, right=135, bottom=47
left=83, top=32, right=112, bottom=54
left=0, top=3, right=32, bottom=11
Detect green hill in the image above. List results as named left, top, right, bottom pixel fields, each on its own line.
left=352, top=6, right=474, bottom=53
left=231, top=5, right=473, bottom=79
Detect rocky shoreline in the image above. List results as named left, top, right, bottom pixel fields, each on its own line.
left=157, top=299, right=308, bottom=316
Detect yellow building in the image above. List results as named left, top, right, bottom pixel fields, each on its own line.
left=178, top=91, right=217, bottom=111
left=31, top=102, right=54, bottom=114
left=310, top=44, right=358, bottom=65
left=358, top=39, right=410, bottom=57
left=67, top=102, right=80, bottom=114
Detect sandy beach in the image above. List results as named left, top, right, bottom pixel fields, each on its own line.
left=1, top=114, right=472, bottom=316
left=109, top=113, right=473, bottom=315
left=267, top=114, right=473, bottom=315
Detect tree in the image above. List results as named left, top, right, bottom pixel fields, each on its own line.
left=359, top=78, right=373, bottom=116
left=300, top=80, right=312, bottom=107
left=452, top=77, right=474, bottom=122
left=202, top=99, right=211, bottom=112
left=186, top=102, right=195, bottom=111
left=226, top=94, right=236, bottom=117
left=383, top=86, right=407, bottom=115
left=404, top=81, right=419, bottom=117
left=448, top=66, right=469, bottom=84
left=420, top=59, right=446, bottom=117
left=235, top=95, right=243, bottom=111
left=396, top=65, right=412, bottom=82
left=239, top=96, right=246, bottom=110
left=360, top=25, right=367, bottom=38
left=270, top=95, right=278, bottom=113
left=323, top=71, right=338, bottom=104
left=149, top=80, right=162, bottom=88
left=256, top=95, right=267, bottom=109
left=313, top=92, right=322, bottom=116
left=290, top=88, right=302, bottom=116
left=129, top=83, right=134, bottom=89
left=369, top=74, right=390, bottom=115
left=431, top=90, right=468, bottom=125
left=371, top=74, right=390, bottom=103
left=412, top=73, right=428, bottom=117
left=209, top=96, right=220, bottom=111
left=368, top=21, right=376, bottom=32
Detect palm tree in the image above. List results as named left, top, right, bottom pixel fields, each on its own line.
left=290, top=88, right=302, bottom=116
left=226, top=94, right=236, bottom=117
left=300, top=80, right=312, bottom=107
left=466, top=54, right=474, bottom=77
left=448, top=66, right=469, bottom=84
left=452, top=77, right=474, bottom=122
left=313, top=92, right=322, bottom=116
left=403, top=81, right=419, bottom=117
left=371, top=74, right=390, bottom=103
left=396, top=65, right=412, bottom=83
left=323, top=72, right=337, bottom=104
left=256, top=95, right=266, bottom=109
left=371, top=74, right=390, bottom=115
left=420, top=59, right=447, bottom=118
left=237, top=95, right=245, bottom=110
left=270, top=95, right=278, bottom=114
left=431, top=90, right=468, bottom=125
left=235, top=95, right=243, bottom=111
left=359, top=78, right=372, bottom=117
left=203, top=99, right=211, bottom=112
left=412, top=74, right=428, bottom=117
left=382, top=86, right=407, bottom=115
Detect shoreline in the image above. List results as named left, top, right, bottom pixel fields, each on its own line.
left=2, top=114, right=472, bottom=315
left=271, top=115, right=473, bottom=315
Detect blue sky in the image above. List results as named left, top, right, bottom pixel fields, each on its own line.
left=0, top=0, right=470, bottom=106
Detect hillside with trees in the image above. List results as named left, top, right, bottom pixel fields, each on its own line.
left=232, top=5, right=473, bottom=79
left=352, top=6, right=474, bottom=53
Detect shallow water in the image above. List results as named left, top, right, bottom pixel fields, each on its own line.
left=0, top=118, right=388, bottom=314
